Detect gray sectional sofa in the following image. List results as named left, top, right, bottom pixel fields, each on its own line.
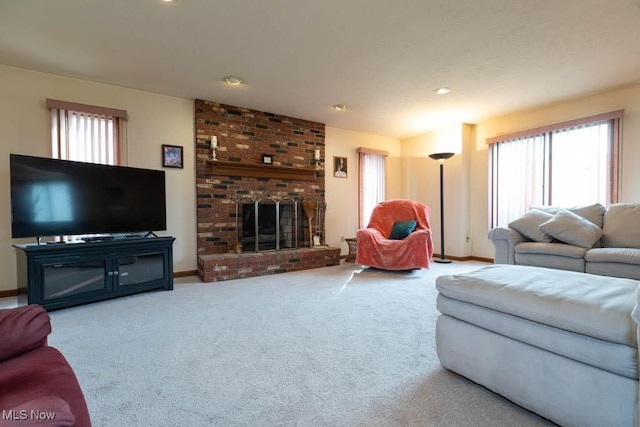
left=436, top=264, right=640, bottom=426
left=489, top=203, right=640, bottom=280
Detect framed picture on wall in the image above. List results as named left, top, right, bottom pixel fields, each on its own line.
left=162, top=144, right=183, bottom=169
left=334, top=156, right=347, bottom=178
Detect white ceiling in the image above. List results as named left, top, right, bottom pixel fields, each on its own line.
left=1, top=0, right=639, bottom=139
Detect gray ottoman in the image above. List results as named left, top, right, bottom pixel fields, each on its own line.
left=435, top=265, right=639, bottom=427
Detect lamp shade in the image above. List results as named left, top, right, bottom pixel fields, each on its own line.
left=428, top=152, right=455, bottom=161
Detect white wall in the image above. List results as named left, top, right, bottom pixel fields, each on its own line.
left=324, top=127, right=401, bottom=255
left=401, top=123, right=473, bottom=258
left=400, top=83, right=640, bottom=261
left=0, top=65, right=196, bottom=292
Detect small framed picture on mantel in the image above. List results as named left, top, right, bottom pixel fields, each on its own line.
left=262, top=154, right=273, bottom=165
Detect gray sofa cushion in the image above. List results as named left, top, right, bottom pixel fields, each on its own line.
left=515, top=253, right=585, bottom=272
left=508, top=209, right=553, bottom=242
left=435, top=265, right=638, bottom=345
left=515, top=242, right=586, bottom=258
left=437, top=294, right=637, bottom=379
left=533, top=203, right=606, bottom=228
left=585, top=248, right=640, bottom=265
left=586, top=263, right=640, bottom=281
left=602, top=203, right=640, bottom=248
left=539, top=209, right=603, bottom=248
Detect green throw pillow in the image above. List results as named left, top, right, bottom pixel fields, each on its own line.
left=389, top=220, right=418, bottom=240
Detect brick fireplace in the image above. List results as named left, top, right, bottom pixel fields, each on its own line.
left=195, top=100, right=340, bottom=282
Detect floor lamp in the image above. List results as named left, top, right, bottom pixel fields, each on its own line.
left=428, top=152, right=455, bottom=263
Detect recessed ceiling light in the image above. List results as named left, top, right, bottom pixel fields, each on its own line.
left=435, top=87, right=450, bottom=95
left=332, top=104, right=348, bottom=111
left=161, top=0, right=179, bottom=4
left=224, top=76, right=243, bottom=86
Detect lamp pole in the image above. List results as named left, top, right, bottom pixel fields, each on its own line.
left=428, top=152, right=455, bottom=263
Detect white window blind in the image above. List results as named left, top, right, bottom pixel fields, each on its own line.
left=491, top=134, right=546, bottom=227
left=550, top=122, right=611, bottom=206
left=47, top=99, right=127, bottom=165
left=358, top=148, right=388, bottom=228
left=488, top=110, right=622, bottom=227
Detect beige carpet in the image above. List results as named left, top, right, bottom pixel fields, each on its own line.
left=48, top=261, right=555, bottom=427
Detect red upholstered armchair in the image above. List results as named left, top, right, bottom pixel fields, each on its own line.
left=356, top=199, right=434, bottom=270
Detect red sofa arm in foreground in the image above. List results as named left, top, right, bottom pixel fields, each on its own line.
left=0, top=305, right=91, bottom=427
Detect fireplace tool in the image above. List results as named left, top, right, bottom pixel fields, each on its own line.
left=314, top=201, right=327, bottom=246
left=302, top=199, right=317, bottom=247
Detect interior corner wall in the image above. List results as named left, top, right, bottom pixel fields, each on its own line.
left=469, top=82, right=640, bottom=260
left=400, top=124, right=472, bottom=258
left=324, top=127, right=401, bottom=255
left=0, top=65, right=196, bottom=293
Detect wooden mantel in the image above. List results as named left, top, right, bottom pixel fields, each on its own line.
left=207, top=160, right=317, bottom=181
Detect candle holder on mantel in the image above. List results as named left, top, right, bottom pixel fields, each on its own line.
left=210, top=135, right=218, bottom=161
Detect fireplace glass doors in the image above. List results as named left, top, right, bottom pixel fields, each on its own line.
left=237, top=198, right=302, bottom=252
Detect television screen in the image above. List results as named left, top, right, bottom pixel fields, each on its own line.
left=10, top=154, right=167, bottom=238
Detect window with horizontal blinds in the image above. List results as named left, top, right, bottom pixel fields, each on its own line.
left=488, top=110, right=622, bottom=228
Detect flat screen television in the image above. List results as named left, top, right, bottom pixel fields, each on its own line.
left=10, top=154, right=167, bottom=239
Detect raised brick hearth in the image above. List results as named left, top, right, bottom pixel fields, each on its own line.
left=198, top=247, right=341, bottom=282
left=195, top=99, right=339, bottom=282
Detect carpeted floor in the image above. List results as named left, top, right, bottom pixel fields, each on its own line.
left=48, top=261, right=555, bottom=427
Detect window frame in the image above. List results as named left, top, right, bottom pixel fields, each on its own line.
left=487, top=110, right=623, bottom=228
left=47, top=98, right=128, bottom=165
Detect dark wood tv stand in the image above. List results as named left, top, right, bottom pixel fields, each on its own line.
left=13, top=237, right=175, bottom=311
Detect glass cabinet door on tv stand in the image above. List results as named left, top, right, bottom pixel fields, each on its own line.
left=14, top=237, right=175, bottom=311
left=39, top=256, right=112, bottom=302
left=115, top=251, right=166, bottom=289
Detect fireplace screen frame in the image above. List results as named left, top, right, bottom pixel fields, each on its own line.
left=235, top=197, right=300, bottom=252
